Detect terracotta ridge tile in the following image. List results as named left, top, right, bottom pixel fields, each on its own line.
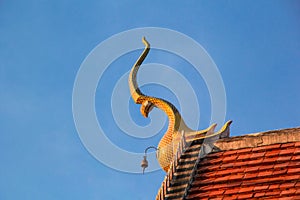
left=195, top=171, right=216, bottom=178
left=257, top=171, right=273, bottom=177
left=277, top=155, right=292, bottom=162
left=250, top=151, right=266, bottom=159
left=287, top=168, right=300, bottom=173
left=281, top=143, right=296, bottom=148
left=273, top=169, right=288, bottom=175
left=222, top=150, right=238, bottom=156
left=252, top=146, right=268, bottom=152
left=203, top=157, right=223, bottom=164
left=258, top=164, right=275, bottom=170
left=280, top=188, right=297, bottom=196
left=222, top=155, right=239, bottom=162
left=223, top=195, right=239, bottom=200
left=265, top=149, right=281, bottom=157
left=279, top=182, right=296, bottom=189
left=243, top=172, right=258, bottom=179
left=265, top=190, right=281, bottom=196
left=262, top=156, right=279, bottom=164
left=291, top=155, right=300, bottom=161
left=242, top=178, right=271, bottom=186
left=269, top=184, right=280, bottom=190
left=236, top=147, right=253, bottom=154
left=205, top=151, right=224, bottom=158
left=210, top=189, right=226, bottom=196
left=216, top=168, right=244, bottom=176
left=236, top=193, right=253, bottom=199
left=232, top=161, right=248, bottom=167
left=254, top=192, right=266, bottom=197
left=227, top=174, right=244, bottom=181
left=248, top=158, right=264, bottom=165
left=274, top=162, right=289, bottom=169
left=239, top=186, right=255, bottom=193
left=220, top=162, right=235, bottom=168
left=269, top=174, right=300, bottom=182
left=253, top=185, right=269, bottom=191
left=237, top=154, right=252, bottom=160
left=224, top=188, right=240, bottom=195
left=213, top=175, right=229, bottom=183
left=211, top=182, right=229, bottom=190
left=288, top=160, right=300, bottom=167
left=245, top=166, right=259, bottom=172
left=197, top=164, right=220, bottom=172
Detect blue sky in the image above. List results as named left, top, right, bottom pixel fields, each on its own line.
left=1, top=1, right=299, bottom=199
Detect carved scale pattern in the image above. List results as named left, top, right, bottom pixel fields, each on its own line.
left=128, top=37, right=231, bottom=172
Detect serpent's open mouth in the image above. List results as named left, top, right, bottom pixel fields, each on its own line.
left=140, top=100, right=155, bottom=118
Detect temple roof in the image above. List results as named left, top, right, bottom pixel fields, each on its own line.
left=155, top=127, right=300, bottom=199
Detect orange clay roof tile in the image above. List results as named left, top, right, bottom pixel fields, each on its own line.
left=155, top=127, right=300, bottom=199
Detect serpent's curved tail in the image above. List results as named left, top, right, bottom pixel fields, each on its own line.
left=129, top=37, right=231, bottom=172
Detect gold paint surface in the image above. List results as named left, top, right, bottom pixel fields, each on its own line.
left=129, top=37, right=231, bottom=172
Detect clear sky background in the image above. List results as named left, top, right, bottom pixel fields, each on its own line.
left=1, top=1, right=299, bottom=200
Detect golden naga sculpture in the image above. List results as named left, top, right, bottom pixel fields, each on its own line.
left=129, top=37, right=232, bottom=172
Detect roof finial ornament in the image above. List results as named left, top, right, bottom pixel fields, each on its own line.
left=129, top=37, right=232, bottom=172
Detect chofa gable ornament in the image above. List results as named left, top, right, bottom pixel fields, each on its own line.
left=128, top=37, right=232, bottom=172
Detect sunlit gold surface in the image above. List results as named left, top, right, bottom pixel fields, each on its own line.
left=129, top=37, right=231, bottom=172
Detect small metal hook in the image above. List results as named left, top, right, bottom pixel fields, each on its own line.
left=141, top=146, right=158, bottom=174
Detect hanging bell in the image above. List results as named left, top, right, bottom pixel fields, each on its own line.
left=141, top=155, right=148, bottom=174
